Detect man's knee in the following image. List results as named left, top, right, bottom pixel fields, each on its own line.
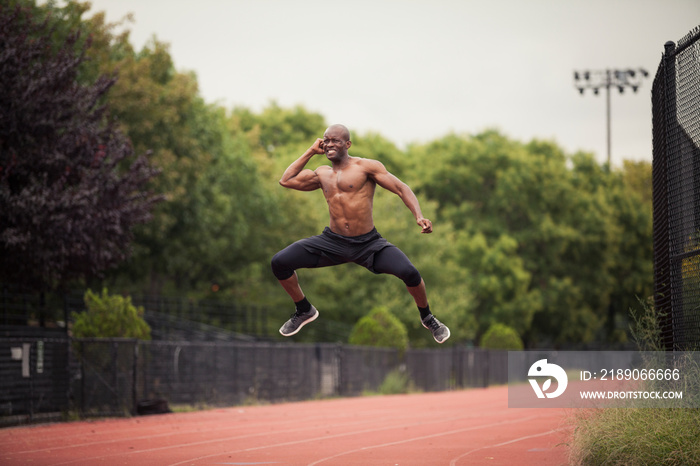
left=271, top=251, right=294, bottom=281
left=403, top=267, right=422, bottom=288
left=373, top=246, right=422, bottom=287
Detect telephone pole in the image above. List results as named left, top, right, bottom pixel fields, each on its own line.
left=573, top=68, right=649, bottom=166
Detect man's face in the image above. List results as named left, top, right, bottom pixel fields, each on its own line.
left=323, top=128, right=351, bottom=161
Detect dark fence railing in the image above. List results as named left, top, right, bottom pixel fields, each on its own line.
left=0, top=335, right=508, bottom=426
left=652, top=25, right=700, bottom=351
left=0, top=336, right=73, bottom=422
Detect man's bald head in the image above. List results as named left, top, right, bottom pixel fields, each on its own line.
left=322, top=124, right=352, bottom=162
left=325, top=124, right=350, bottom=141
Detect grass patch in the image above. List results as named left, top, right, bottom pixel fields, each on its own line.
left=363, top=368, right=421, bottom=396
left=169, top=403, right=215, bottom=413
left=569, top=407, right=700, bottom=465
left=568, top=297, right=700, bottom=465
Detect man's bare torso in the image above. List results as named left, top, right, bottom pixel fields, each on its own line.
left=278, top=125, right=432, bottom=237
left=316, top=157, right=377, bottom=236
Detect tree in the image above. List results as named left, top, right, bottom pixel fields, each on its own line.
left=39, top=1, right=288, bottom=296
left=456, top=231, right=540, bottom=340
left=230, top=102, right=327, bottom=153
left=414, top=130, right=649, bottom=346
left=0, top=5, right=160, bottom=290
left=606, top=161, right=653, bottom=341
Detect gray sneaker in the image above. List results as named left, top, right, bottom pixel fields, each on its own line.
left=422, top=315, right=450, bottom=344
left=279, top=305, right=319, bottom=336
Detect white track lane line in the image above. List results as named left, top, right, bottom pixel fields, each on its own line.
left=3, top=403, right=401, bottom=452
left=448, top=426, right=572, bottom=466
left=46, top=405, right=502, bottom=466
left=169, top=414, right=543, bottom=466
left=8, top=408, right=365, bottom=456
left=306, top=415, right=544, bottom=466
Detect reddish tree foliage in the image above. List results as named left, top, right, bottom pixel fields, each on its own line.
left=0, top=5, right=161, bottom=289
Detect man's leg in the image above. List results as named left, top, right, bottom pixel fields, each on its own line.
left=372, top=246, right=450, bottom=343
left=278, top=271, right=305, bottom=302
left=271, top=241, right=321, bottom=301
left=406, top=278, right=428, bottom=308
left=372, top=246, right=425, bottom=306
left=271, top=242, right=322, bottom=336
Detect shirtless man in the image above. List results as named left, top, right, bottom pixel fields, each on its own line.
left=270, top=124, right=450, bottom=343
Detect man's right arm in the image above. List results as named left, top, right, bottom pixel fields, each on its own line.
left=279, top=139, right=324, bottom=191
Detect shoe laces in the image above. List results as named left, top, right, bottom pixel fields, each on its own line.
left=290, top=309, right=309, bottom=322
left=424, top=316, right=441, bottom=331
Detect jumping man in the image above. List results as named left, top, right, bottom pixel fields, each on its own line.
left=270, top=124, right=450, bottom=343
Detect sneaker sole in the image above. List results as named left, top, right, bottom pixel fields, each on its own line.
left=435, top=327, right=450, bottom=344
left=423, top=322, right=451, bottom=344
left=279, top=308, right=319, bottom=337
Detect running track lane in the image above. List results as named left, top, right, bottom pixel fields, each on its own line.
left=0, top=385, right=572, bottom=465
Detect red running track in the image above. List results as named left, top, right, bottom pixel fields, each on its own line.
left=0, top=385, right=571, bottom=465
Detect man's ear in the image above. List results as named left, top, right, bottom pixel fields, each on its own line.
left=346, top=140, right=352, bottom=149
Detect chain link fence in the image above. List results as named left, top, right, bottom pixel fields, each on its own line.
left=0, top=337, right=73, bottom=423
left=1, top=285, right=356, bottom=343
left=652, top=25, right=700, bottom=350
left=1, top=336, right=508, bottom=425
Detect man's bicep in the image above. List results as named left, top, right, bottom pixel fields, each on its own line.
left=370, top=162, right=405, bottom=194
left=280, top=168, right=321, bottom=191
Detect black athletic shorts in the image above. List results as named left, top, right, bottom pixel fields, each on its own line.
left=271, top=227, right=422, bottom=287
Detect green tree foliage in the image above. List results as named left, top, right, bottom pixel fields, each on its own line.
left=349, top=306, right=408, bottom=352
left=118, top=99, right=285, bottom=294
left=34, top=2, right=286, bottom=296
left=230, top=102, right=327, bottom=153
left=606, top=161, right=653, bottom=341
left=456, top=231, right=539, bottom=339
left=414, top=131, right=652, bottom=346
left=0, top=4, right=160, bottom=290
left=479, top=323, right=524, bottom=350
left=72, top=288, right=151, bottom=339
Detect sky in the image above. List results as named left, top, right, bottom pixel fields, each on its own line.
left=87, top=0, right=700, bottom=166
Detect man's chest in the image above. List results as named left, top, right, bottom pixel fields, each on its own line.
left=318, top=167, right=373, bottom=196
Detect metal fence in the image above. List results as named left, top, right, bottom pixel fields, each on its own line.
left=0, top=335, right=507, bottom=425
left=0, top=336, right=73, bottom=423
left=652, top=25, right=700, bottom=351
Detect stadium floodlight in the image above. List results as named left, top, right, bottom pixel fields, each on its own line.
left=572, top=68, right=649, bottom=165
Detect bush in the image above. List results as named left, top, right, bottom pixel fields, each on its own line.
left=377, top=368, right=417, bottom=395
left=72, top=288, right=151, bottom=339
left=348, top=306, right=408, bottom=352
left=479, top=323, right=523, bottom=350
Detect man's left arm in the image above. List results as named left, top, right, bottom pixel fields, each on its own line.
left=368, top=160, right=433, bottom=234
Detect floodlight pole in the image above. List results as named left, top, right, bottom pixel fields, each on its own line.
left=574, top=68, right=649, bottom=166
left=605, top=70, right=611, bottom=164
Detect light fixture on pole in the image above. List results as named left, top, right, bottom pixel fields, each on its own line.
left=573, top=68, right=649, bottom=166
